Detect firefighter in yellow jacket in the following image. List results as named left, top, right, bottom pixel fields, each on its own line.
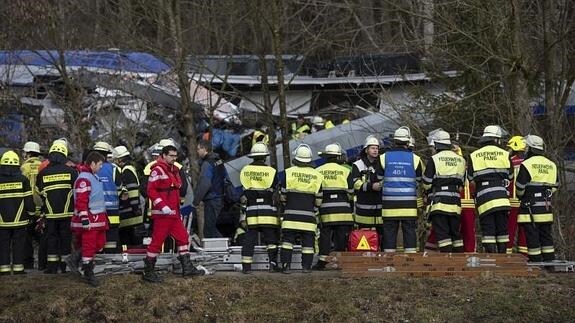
left=422, top=130, right=466, bottom=252
left=515, top=135, right=558, bottom=262
left=0, top=151, right=35, bottom=275
left=313, top=143, right=353, bottom=270
left=36, top=142, right=78, bottom=273
left=239, top=142, right=279, bottom=274
left=279, top=144, right=323, bottom=273
left=21, top=141, right=43, bottom=270
left=468, top=125, right=513, bottom=253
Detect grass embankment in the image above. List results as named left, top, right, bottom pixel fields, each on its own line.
left=1, top=272, right=573, bottom=322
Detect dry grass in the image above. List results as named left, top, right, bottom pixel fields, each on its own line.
left=0, top=272, right=573, bottom=322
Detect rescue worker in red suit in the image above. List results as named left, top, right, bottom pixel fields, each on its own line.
left=70, top=152, right=108, bottom=287
left=142, top=144, right=203, bottom=283
left=506, top=136, right=528, bottom=254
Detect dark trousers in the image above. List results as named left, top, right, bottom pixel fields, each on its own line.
left=0, top=227, right=27, bottom=274
left=241, top=227, right=279, bottom=264
left=203, top=198, right=224, bottom=238
left=46, top=218, right=72, bottom=264
left=480, top=210, right=509, bottom=253
left=120, top=225, right=144, bottom=247
left=521, top=222, right=555, bottom=262
left=431, top=214, right=463, bottom=252
left=104, top=225, right=120, bottom=253
left=318, top=225, right=352, bottom=260
left=280, top=230, right=315, bottom=269
left=382, top=219, right=417, bottom=252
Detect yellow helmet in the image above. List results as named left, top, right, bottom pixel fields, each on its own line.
left=507, top=136, right=526, bottom=152
left=0, top=151, right=20, bottom=166
left=49, top=142, right=68, bottom=157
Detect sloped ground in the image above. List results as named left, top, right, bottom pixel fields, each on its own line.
left=0, top=271, right=573, bottom=322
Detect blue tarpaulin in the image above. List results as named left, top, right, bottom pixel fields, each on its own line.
left=0, top=50, right=171, bottom=74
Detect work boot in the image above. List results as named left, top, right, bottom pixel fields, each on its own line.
left=281, top=263, right=291, bottom=274
left=483, top=243, right=497, bottom=253
left=43, top=262, right=58, bottom=274
left=242, top=263, right=252, bottom=275
left=528, top=254, right=543, bottom=263
left=312, top=260, right=327, bottom=271
left=59, top=262, right=67, bottom=273
left=64, top=250, right=81, bottom=275
left=178, top=254, right=204, bottom=277
left=497, top=243, right=507, bottom=254
left=81, top=262, right=99, bottom=287
left=268, top=261, right=280, bottom=273
left=301, top=266, right=312, bottom=274
left=142, top=257, right=163, bottom=283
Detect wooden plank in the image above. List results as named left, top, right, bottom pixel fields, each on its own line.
left=339, top=264, right=531, bottom=271
left=341, top=270, right=538, bottom=278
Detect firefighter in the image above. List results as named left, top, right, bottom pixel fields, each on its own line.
left=468, top=125, right=513, bottom=253
left=0, top=151, right=35, bottom=275
left=36, top=142, right=77, bottom=273
left=239, top=142, right=280, bottom=274
left=506, top=136, right=528, bottom=254
left=379, top=127, right=423, bottom=253
left=142, top=143, right=204, bottom=283
left=92, top=141, right=122, bottom=253
left=349, top=136, right=383, bottom=239
left=313, top=143, right=353, bottom=270
left=251, top=122, right=270, bottom=147
left=422, top=130, right=466, bottom=252
left=20, top=141, right=42, bottom=270
left=291, top=114, right=311, bottom=140
left=279, top=144, right=323, bottom=273
left=114, top=146, right=143, bottom=247
left=515, top=135, right=558, bottom=263
left=71, top=152, right=108, bottom=286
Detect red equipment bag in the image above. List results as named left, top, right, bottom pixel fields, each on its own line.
left=348, top=228, right=380, bottom=252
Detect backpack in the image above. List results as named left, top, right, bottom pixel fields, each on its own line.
left=224, top=171, right=242, bottom=205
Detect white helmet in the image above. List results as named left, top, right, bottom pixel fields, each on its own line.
left=394, top=126, right=411, bottom=143
left=248, top=142, right=269, bottom=157
left=363, top=135, right=380, bottom=148
left=434, top=130, right=451, bottom=145
left=114, top=145, right=130, bottom=159
left=427, top=128, right=444, bottom=147
left=524, top=135, right=544, bottom=151
left=293, top=144, right=313, bottom=163
left=93, top=141, right=112, bottom=152
left=408, top=137, right=415, bottom=149
left=319, top=143, right=342, bottom=156
left=23, top=141, right=40, bottom=153
left=482, top=125, right=506, bottom=139
left=151, top=143, right=162, bottom=156
left=158, top=138, right=178, bottom=149
left=311, top=116, right=325, bottom=126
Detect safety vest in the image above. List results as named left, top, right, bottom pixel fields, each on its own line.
left=423, top=150, right=466, bottom=217
left=21, top=157, right=42, bottom=212
left=252, top=130, right=269, bottom=146
left=37, top=164, right=76, bottom=219
left=351, top=157, right=383, bottom=225
left=240, top=164, right=278, bottom=227
left=291, top=123, right=311, bottom=140
left=516, top=155, right=558, bottom=223
left=380, top=149, right=422, bottom=219
left=0, top=174, right=34, bottom=227
left=97, top=162, right=120, bottom=225
left=508, top=154, right=524, bottom=208
left=119, top=164, right=143, bottom=228
left=317, top=162, right=353, bottom=225
left=469, top=145, right=511, bottom=216
left=281, top=166, right=322, bottom=232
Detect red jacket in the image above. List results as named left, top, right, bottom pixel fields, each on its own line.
left=147, top=158, right=182, bottom=219
left=71, top=164, right=109, bottom=232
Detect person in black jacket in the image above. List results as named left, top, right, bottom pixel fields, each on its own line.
left=36, top=142, right=78, bottom=273
left=0, top=151, right=35, bottom=275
